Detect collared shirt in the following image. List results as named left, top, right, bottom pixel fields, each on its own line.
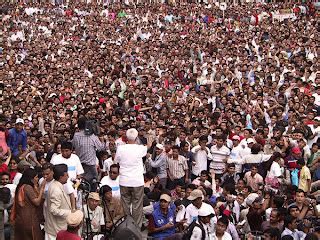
left=281, top=227, right=306, bottom=240
left=244, top=172, right=264, bottom=191
left=104, top=197, right=124, bottom=224
left=83, top=205, right=105, bottom=233
left=166, top=155, right=188, bottom=180
left=150, top=152, right=168, bottom=179
left=72, top=130, right=106, bottom=165
left=191, top=145, right=213, bottom=176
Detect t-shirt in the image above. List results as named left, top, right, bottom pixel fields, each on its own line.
left=102, top=157, right=114, bottom=172
left=56, top=230, right=81, bottom=240
left=268, top=161, right=282, bottom=178
left=115, top=144, right=147, bottom=187
left=100, top=176, right=120, bottom=199
left=185, top=202, right=214, bottom=225
left=51, top=154, right=84, bottom=180
left=51, top=154, right=84, bottom=195
left=299, top=166, right=311, bottom=193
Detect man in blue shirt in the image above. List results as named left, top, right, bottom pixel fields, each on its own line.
left=7, top=118, right=27, bottom=158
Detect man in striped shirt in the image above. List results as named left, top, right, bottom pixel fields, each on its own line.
left=210, top=135, right=230, bottom=179
left=166, top=145, right=189, bottom=190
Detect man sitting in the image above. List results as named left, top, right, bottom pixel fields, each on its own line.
left=148, top=194, right=176, bottom=239
left=83, top=192, right=105, bottom=234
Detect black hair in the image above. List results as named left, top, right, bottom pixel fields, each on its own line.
left=15, top=168, right=37, bottom=202
left=100, top=185, right=112, bottom=196
left=217, top=216, right=229, bottom=227
left=77, top=116, right=87, bottom=130
left=61, top=141, right=73, bottom=150
left=281, top=235, right=294, bottom=240
left=109, top=164, right=119, bottom=171
left=53, top=164, right=68, bottom=181
left=284, top=215, right=295, bottom=228
left=42, top=162, right=54, bottom=171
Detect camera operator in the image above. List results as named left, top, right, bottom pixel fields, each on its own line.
left=72, top=117, right=106, bottom=185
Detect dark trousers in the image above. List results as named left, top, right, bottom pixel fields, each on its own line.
left=82, top=164, right=98, bottom=190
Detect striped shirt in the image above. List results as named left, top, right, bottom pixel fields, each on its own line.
left=167, top=155, right=188, bottom=179
left=209, top=145, right=230, bottom=174
left=72, top=130, right=106, bottom=165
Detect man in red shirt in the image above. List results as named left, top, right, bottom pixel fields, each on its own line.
left=56, top=210, right=83, bottom=240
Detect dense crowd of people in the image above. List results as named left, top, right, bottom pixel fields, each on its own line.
left=1, top=1, right=320, bottom=240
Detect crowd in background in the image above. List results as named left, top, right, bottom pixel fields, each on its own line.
left=1, top=1, right=320, bottom=240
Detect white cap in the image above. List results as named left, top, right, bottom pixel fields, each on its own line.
left=198, top=203, right=215, bottom=217
left=247, top=138, right=255, bottom=144
left=15, top=118, right=24, bottom=124
left=156, top=144, right=164, bottom=150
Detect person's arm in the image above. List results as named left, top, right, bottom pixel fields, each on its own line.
left=150, top=155, right=166, bottom=168
left=21, top=132, right=28, bottom=153
left=147, top=215, right=174, bottom=234
left=26, top=181, right=45, bottom=207
left=93, top=135, right=106, bottom=152
left=49, top=188, right=72, bottom=217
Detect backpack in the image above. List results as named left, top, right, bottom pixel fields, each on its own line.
left=182, top=220, right=206, bottom=240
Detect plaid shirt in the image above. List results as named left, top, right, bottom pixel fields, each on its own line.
left=167, top=155, right=188, bottom=180
left=72, top=130, right=106, bottom=165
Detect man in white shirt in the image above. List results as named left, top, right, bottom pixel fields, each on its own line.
left=281, top=215, right=306, bottom=240
left=100, top=164, right=120, bottom=199
left=51, top=141, right=84, bottom=210
left=115, top=128, right=147, bottom=228
left=83, top=192, right=105, bottom=234
left=185, top=189, right=214, bottom=226
left=191, top=135, right=212, bottom=180
left=189, top=203, right=215, bottom=240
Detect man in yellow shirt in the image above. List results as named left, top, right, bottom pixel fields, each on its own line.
left=298, top=159, right=311, bottom=194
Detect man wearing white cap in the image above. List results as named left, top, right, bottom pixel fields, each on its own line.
left=115, top=128, right=147, bottom=228
left=7, top=118, right=27, bottom=158
left=185, top=189, right=214, bottom=226
left=185, top=203, right=215, bottom=240
left=147, top=143, right=168, bottom=188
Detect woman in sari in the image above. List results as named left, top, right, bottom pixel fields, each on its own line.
left=12, top=168, right=46, bottom=240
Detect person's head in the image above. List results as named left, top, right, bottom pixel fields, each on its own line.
left=66, top=210, right=84, bottom=232
left=87, top=192, right=100, bottom=211
left=284, top=215, right=297, bottom=231
left=188, top=189, right=203, bottom=209
left=227, top=163, right=235, bottom=174
left=15, top=118, right=24, bottom=132
left=311, top=143, right=319, bottom=153
left=216, top=217, right=229, bottom=236
left=126, top=128, right=138, bottom=142
left=263, top=227, right=281, bottom=240
left=0, top=172, right=10, bottom=186
left=9, top=159, right=18, bottom=171
left=53, top=164, right=68, bottom=184
left=250, top=164, right=259, bottom=176
left=77, top=116, right=87, bottom=130
left=199, top=170, right=209, bottom=182
left=42, top=162, right=54, bottom=182
left=251, top=143, right=262, bottom=154
left=172, top=145, right=180, bottom=158
left=61, top=141, right=73, bottom=159
left=295, top=189, right=306, bottom=204
left=236, top=193, right=245, bottom=205
left=288, top=204, right=300, bottom=219
left=198, top=204, right=214, bottom=224
left=215, top=136, right=225, bottom=148
left=108, top=163, right=119, bottom=180
left=101, top=185, right=112, bottom=201
left=155, top=144, right=164, bottom=155
left=17, top=168, right=38, bottom=189
left=159, top=194, right=171, bottom=211
left=270, top=209, right=280, bottom=224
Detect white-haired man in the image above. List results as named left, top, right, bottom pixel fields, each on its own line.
left=115, top=128, right=147, bottom=228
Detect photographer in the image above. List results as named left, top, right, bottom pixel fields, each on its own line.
left=72, top=117, right=106, bottom=184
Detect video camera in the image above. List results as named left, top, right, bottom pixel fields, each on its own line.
left=84, top=120, right=100, bottom=136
